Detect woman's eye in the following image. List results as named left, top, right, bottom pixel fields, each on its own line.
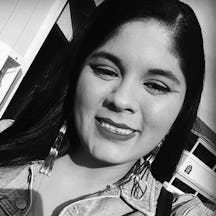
left=144, top=82, right=170, bottom=94
left=90, top=64, right=118, bottom=78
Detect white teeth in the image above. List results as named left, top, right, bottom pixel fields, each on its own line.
left=100, top=121, right=133, bottom=135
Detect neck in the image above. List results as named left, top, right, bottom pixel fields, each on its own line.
left=56, top=146, right=136, bottom=189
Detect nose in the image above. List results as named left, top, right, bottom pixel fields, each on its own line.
left=103, top=79, right=138, bottom=114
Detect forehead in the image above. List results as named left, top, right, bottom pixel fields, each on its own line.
left=106, top=20, right=173, bottom=53
left=94, top=20, right=181, bottom=76
left=121, top=19, right=172, bottom=44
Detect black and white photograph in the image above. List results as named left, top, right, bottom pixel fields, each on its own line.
left=0, top=0, right=215, bottom=215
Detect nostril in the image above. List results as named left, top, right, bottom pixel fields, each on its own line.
left=102, top=98, right=135, bottom=113
left=125, top=108, right=134, bottom=113
left=102, top=99, right=122, bottom=112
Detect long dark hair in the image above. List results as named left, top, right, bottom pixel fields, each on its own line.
left=0, top=37, right=69, bottom=166
left=64, top=0, right=205, bottom=181
left=0, top=1, right=94, bottom=167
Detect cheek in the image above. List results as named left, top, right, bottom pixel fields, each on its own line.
left=74, top=68, right=108, bottom=128
left=75, top=70, right=97, bottom=113
left=142, top=95, right=185, bottom=133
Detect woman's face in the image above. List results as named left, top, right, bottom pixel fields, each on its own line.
left=74, top=21, right=186, bottom=165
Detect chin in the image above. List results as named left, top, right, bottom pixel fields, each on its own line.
left=90, top=146, right=135, bottom=166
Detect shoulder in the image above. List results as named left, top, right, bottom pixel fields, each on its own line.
left=0, top=161, right=43, bottom=216
left=171, top=193, right=214, bottom=216
left=0, top=164, right=31, bottom=187
left=0, top=161, right=42, bottom=185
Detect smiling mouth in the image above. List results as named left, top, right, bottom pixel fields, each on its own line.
left=96, top=117, right=135, bottom=136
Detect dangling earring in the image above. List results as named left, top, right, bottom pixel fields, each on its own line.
left=113, top=137, right=166, bottom=199
left=146, top=136, right=165, bottom=165
left=113, top=158, right=149, bottom=199
left=130, top=136, right=166, bottom=199
left=40, top=121, right=67, bottom=176
left=130, top=159, right=149, bottom=199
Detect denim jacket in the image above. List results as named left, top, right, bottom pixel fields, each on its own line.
left=0, top=161, right=214, bottom=216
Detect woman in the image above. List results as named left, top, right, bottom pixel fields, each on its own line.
left=0, top=0, right=212, bottom=215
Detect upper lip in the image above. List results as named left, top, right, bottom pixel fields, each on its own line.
left=96, top=117, right=136, bottom=131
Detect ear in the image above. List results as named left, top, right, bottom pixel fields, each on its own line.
left=0, top=119, right=15, bottom=133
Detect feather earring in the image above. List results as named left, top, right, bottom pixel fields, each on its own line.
left=40, top=121, right=67, bottom=176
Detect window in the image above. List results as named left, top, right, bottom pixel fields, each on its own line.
left=193, top=144, right=216, bottom=169
left=172, top=178, right=196, bottom=194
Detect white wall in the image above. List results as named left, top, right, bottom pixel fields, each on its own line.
left=178, top=151, right=216, bottom=199
left=0, top=0, right=67, bottom=117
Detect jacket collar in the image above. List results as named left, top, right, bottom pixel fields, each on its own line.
left=120, top=170, right=162, bottom=216
left=91, top=165, right=162, bottom=216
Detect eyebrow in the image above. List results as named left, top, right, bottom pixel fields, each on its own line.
left=90, top=51, right=181, bottom=85
left=90, top=51, right=124, bottom=70
left=148, top=69, right=181, bottom=85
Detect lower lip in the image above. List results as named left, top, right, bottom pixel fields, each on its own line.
left=95, top=119, right=136, bottom=141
